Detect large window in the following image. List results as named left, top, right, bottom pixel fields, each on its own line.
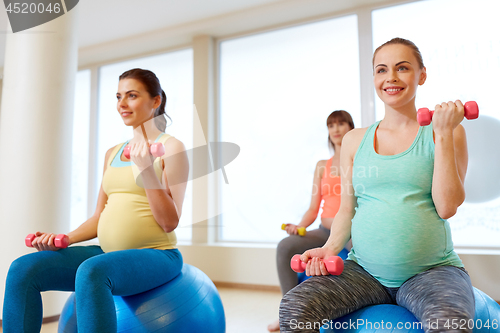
left=97, top=49, right=194, bottom=240
left=219, top=15, right=361, bottom=242
left=373, top=0, right=500, bottom=248
left=70, top=70, right=91, bottom=231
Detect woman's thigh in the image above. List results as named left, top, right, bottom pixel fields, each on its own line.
left=6, top=245, right=104, bottom=292
left=2, top=246, right=104, bottom=332
left=279, top=260, right=394, bottom=333
left=278, top=226, right=330, bottom=259
left=75, top=248, right=183, bottom=296
left=397, top=265, right=475, bottom=333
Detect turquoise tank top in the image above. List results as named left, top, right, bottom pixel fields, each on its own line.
left=346, top=121, right=463, bottom=287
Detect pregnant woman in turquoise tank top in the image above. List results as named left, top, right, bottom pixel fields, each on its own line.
left=279, top=38, right=475, bottom=333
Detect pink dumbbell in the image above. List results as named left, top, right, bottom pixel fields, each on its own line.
left=25, top=234, right=69, bottom=249
left=124, top=123, right=166, bottom=159
left=123, top=142, right=165, bottom=160
left=290, top=254, right=344, bottom=275
left=417, top=101, right=479, bottom=126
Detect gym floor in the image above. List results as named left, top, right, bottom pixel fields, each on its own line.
left=1, top=287, right=283, bottom=333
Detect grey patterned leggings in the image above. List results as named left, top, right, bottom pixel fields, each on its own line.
left=279, top=260, right=475, bottom=333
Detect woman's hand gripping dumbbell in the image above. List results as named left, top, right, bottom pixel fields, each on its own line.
left=123, top=123, right=165, bottom=159
left=25, top=233, right=69, bottom=250
left=290, top=254, right=344, bottom=275
left=281, top=223, right=307, bottom=236
left=417, top=101, right=479, bottom=126
left=124, top=142, right=165, bottom=160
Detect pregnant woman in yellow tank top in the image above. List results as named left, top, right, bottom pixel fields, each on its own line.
left=3, top=69, right=188, bottom=333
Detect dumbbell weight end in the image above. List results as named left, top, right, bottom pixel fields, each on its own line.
left=281, top=224, right=307, bottom=236
left=123, top=143, right=165, bottom=160
left=290, top=254, right=344, bottom=275
left=25, top=234, right=69, bottom=249
left=417, top=101, right=479, bottom=126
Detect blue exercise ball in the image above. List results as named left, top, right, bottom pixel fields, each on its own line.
left=320, top=287, right=500, bottom=333
left=58, top=264, right=226, bottom=333
left=322, top=304, right=423, bottom=332
left=473, top=288, right=500, bottom=333
left=298, top=248, right=349, bottom=284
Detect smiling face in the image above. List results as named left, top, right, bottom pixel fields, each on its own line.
left=373, top=44, right=426, bottom=110
left=116, top=78, right=161, bottom=128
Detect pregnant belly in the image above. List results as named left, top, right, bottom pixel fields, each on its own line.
left=351, top=208, right=449, bottom=267
left=97, top=199, right=167, bottom=252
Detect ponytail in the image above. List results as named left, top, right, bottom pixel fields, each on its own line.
left=154, top=90, right=170, bottom=132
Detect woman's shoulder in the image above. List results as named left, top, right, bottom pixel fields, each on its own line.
left=316, top=159, right=328, bottom=168
left=163, top=136, right=185, bottom=153
left=315, top=159, right=328, bottom=178
left=341, top=127, right=371, bottom=160
left=346, top=127, right=369, bottom=139
left=105, top=143, right=122, bottom=158
left=102, top=144, right=123, bottom=170
left=343, top=127, right=369, bottom=147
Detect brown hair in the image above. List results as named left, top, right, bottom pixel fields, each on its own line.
left=373, top=38, right=424, bottom=69
left=326, top=110, right=354, bottom=152
left=119, top=68, right=170, bottom=131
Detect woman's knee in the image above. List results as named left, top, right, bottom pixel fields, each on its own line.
left=277, top=236, right=303, bottom=258
left=279, top=278, right=341, bottom=332
left=6, top=253, right=47, bottom=285
left=279, top=285, right=313, bottom=327
left=8, top=255, right=33, bottom=278
left=75, top=257, right=112, bottom=291
left=279, top=277, right=333, bottom=319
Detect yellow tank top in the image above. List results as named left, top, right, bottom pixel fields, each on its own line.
left=97, top=134, right=177, bottom=253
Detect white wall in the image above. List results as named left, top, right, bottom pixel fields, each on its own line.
left=0, top=8, right=79, bottom=321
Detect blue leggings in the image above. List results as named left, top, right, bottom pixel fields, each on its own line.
left=3, top=246, right=183, bottom=333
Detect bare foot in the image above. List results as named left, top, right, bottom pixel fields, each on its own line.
left=267, top=319, right=280, bottom=332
